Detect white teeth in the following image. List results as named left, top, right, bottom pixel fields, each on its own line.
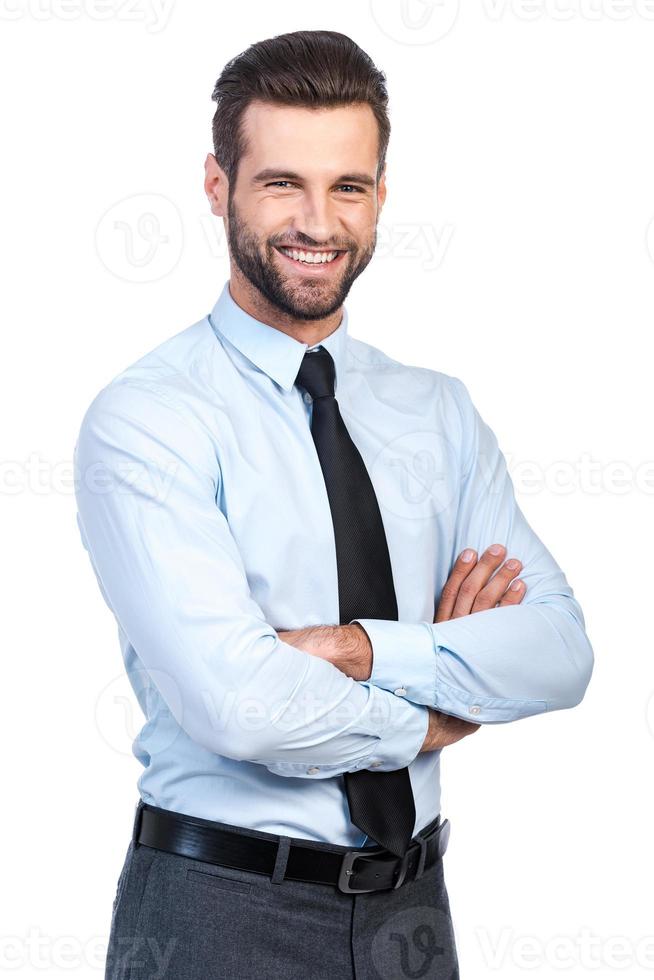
left=280, top=247, right=339, bottom=264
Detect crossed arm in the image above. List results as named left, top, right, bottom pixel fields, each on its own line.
left=279, top=377, right=594, bottom=737
left=279, top=542, right=533, bottom=751
left=74, top=377, right=593, bottom=780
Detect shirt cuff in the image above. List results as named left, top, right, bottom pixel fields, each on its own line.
left=355, top=682, right=430, bottom=771
left=351, top=618, right=437, bottom=707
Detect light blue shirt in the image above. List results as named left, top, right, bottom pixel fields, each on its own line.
left=73, top=280, right=594, bottom=847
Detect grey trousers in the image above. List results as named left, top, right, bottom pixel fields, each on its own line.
left=105, top=805, right=460, bottom=980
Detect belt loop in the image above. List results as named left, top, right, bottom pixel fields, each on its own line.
left=271, top=836, right=291, bottom=884
left=131, top=799, right=144, bottom=845
left=413, top=833, right=428, bottom=881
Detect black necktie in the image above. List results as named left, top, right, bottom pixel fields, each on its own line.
left=294, top=346, right=417, bottom=858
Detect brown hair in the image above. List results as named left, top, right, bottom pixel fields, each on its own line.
left=211, top=30, right=390, bottom=192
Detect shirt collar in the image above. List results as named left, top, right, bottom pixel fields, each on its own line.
left=208, top=281, right=349, bottom=394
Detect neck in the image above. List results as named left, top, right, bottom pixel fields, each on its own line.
left=228, top=271, right=343, bottom=347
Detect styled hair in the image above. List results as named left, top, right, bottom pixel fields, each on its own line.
left=211, top=30, right=390, bottom=190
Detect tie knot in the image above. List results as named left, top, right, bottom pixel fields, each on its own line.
left=294, top=347, right=335, bottom=400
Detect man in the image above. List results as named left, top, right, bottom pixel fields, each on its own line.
left=74, top=29, right=594, bottom=980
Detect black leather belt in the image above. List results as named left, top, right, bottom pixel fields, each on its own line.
left=132, top=800, right=450, bottom=895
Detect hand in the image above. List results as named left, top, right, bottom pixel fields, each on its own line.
left=434, top=543, right=525, bottom=623
left=420, top=542, right=526, bottom=752
left=419, top=707, right=480, bottom=752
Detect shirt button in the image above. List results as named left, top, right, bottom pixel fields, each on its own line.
left=394, top=687, right=407, bottom=697
left=469, top=705, right=481, bottom=715
left=303, top=392, right=312, bottom=404
left=370, top=760, right=382, bottom=768
left=306, top=766, right=320, bottom=774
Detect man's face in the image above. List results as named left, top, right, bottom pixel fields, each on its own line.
left=217, top=101, right=385, bottom=321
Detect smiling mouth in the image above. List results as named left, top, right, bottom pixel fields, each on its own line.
left=274, top=245, right=347, bottom=269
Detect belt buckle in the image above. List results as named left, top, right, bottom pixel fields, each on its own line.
left=337, top=845, right=391, bottom=894
left=335, top=817, right=451, bottom=894
left=437, top=818, right=450, bottom=860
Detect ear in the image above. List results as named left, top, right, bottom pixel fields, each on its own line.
left=204, top=153, right=228, bottom=217
left=377, top=164, right=387, bottom=210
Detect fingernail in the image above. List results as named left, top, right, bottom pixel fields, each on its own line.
left=510, top=579, right=523, bottom=591
left=505, top=559, right=520, bottom=570
left=489, top=544, right=503, bottom=555
left=461, top=549, right=475, bottom=562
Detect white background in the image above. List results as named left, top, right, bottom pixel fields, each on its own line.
left=1, top=1, right=652, bottom=977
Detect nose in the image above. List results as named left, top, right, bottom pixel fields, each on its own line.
left=295, top=187, right=339, bottom=248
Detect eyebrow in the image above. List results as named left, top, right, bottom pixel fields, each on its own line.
left=252, top=168, right=376, bottom=188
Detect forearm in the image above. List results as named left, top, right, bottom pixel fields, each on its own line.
left=278, top=624, right=482, bottom=750
left=353, top=596, right=594, bottom=723
left=282, top=601, right=594, bottom=725
left=277, top=623, right=373, bottom=682
left=238, top=642, right=430, bottom=777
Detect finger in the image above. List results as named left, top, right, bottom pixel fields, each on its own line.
left=450, top=543, right=508, bottom=618
left=434, top=548, right=477, bottom=622
left=497, top=578, right=526, bottom=607
left=470, top=558, right=523, bottom=613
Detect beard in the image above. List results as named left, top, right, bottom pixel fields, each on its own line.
left=226, top=192, right=376, bottom=322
